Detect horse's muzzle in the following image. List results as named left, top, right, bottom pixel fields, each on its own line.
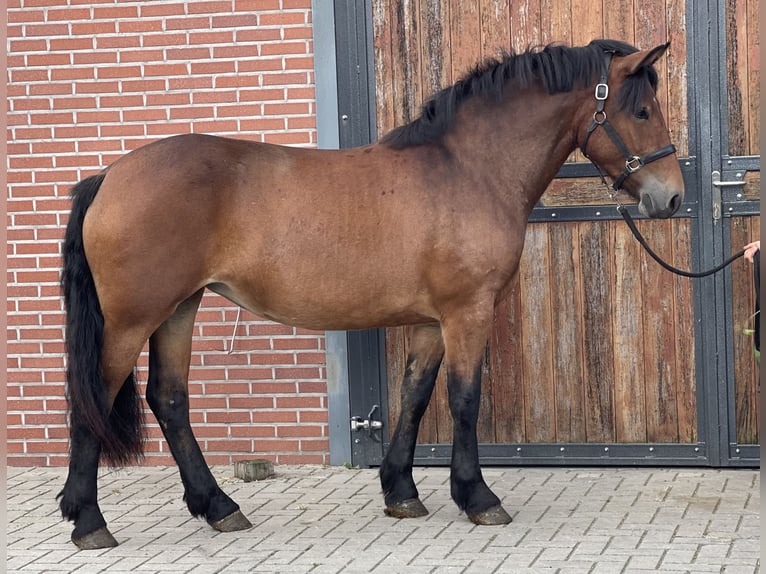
left=639, top=189, right=683, bottom=219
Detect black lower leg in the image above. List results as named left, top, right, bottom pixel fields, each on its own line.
left=447, top=365, right=503, bottom=516
left=58, top=423, right=116, bottom=547
left=146, top=382, right=242, bottom=524
left=380, top=327, right=443, bottom=509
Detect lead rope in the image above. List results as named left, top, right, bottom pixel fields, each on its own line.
left=605, top=187, right=745, bottom=278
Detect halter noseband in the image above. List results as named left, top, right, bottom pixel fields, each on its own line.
left=579, top=52, right=676, bottom=192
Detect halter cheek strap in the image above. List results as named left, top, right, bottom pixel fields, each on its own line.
left=579, top=52, right=676, bottom=191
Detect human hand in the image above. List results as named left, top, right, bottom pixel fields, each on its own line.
left=744, top=240, right=760, bottom=263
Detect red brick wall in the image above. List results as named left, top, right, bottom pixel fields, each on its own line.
left=7, top=0, right=330, bottom=466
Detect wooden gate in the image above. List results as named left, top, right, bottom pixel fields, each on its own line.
left=343, top=0, right=760, bottom=467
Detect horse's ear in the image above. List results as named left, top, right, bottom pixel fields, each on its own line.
left=619, top=42, right=670, bottom=76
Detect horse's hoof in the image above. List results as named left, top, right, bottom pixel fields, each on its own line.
left=72, top=526, right=118, bottom=549
left=467, top=505, right=513, bottom=525
left=384, top=498, right=429, bottom=519
left=209, top=509, right=252, bottom=532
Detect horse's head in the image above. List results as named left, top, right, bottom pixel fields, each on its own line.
left=579, top=43, right=684, bottom=219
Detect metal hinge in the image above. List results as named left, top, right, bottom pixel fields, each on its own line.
left=351, top=404, right=383, bottom=432
left=711, top=170, right=745, bottom=221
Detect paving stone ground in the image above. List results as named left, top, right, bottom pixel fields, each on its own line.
left=7, top=465, right=760, bottom=573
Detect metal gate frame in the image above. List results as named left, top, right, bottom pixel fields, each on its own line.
left=320, top=0, right=760, bottom=468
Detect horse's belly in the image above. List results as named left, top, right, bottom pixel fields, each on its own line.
left=207, top=268, right=437, bottom=331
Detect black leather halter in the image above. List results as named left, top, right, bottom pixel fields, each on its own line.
left=579, top=52, right=676, bottom=191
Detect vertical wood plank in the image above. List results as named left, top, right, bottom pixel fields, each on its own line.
left=571, top=0, right=603, bottom=47
left=418, top=369, right=442, bottom=444
left=634, top=0, right=669, bottom=117
left=569, top=0, right=601, bottom=163
left=491, top=278, right=527, bottom=443
left=420, top=0, right=452, bottom=98
left=746, top=0, right=759, bottom=155
left=726, top=0, right=748, bottom=155
left=509, top=0, right=542, bottom=52
left=549, top=223, right=587, bottom=442
left=390, top=0, right=423, bottom=127
left=519, top=224, right=556, bottom=442
left=450, top=0, right=482, bottom=78
left=385, top=326, right=406, bottom=439
left=612, top=221, right=647, bottom=443
left=580, top=220, right=615, bottom=442
left=477, top=344, right=496, bottom=443
left=603, top=0, right=635, bottom=43
left=371, top=0, right=396, bottom=138
left=672, top=218, right=697, bottom=442
left=432, top=361, right=453, bottom=443
left=639, top=219, right=679, bottom=442
left=666, top=0, right=689, bottom=156
left=480, top=0, right=511, bottom=58
left=546, top=0, right=572, bottom=45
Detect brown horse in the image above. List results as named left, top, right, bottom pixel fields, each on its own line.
left=59, top=39, right=683, bottom=549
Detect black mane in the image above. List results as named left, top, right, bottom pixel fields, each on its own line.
left=380, top=39, right=659, bottom=149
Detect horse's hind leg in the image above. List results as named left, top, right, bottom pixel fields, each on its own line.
left=380, top=323, right=444, bottom=518
left=442, top=303, right=512, bottom=525
left=60, top=328, right=147, bottom=549
left=59, top=422, right=116, bottom=548
left=146, top=289, right=251, bottom=532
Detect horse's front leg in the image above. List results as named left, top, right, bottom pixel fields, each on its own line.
left=442, top=305, right=513, bottom=525
left=380, top=323, right=444, bottom=518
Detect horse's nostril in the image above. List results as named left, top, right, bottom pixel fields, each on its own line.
left=668, top=193, right=681, bottom=214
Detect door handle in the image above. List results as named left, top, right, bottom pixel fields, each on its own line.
left=711, top=171, right=745, bottom=221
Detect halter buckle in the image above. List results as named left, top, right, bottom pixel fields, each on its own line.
left=595, top=83, right=609, bottom=100
left=625, top=155, right=643, bottom=173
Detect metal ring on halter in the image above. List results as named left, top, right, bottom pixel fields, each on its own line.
left=625, top=155, right=643, bottom=173
left=606, top=185, right=624, bottom=208
left=593, top=110, right=607, bottom=124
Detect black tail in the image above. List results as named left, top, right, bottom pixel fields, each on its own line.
left=62, top=172, right=144, bottom=467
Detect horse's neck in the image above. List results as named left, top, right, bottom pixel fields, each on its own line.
left=445, top=90, right=585, bottom=212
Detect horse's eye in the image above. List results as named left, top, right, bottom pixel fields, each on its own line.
left=635, top=107, right=650, bottom=120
